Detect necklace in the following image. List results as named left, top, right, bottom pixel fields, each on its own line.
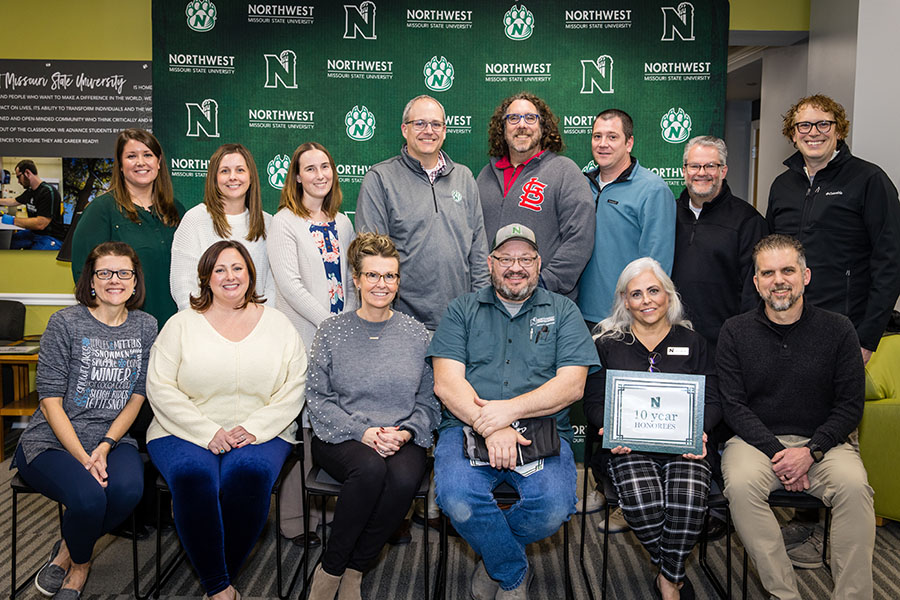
left=360, top=312, right=392, bottom=340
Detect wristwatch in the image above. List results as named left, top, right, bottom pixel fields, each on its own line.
left=100, top=436, right=118, bottom=449
left=806, top=443, right=825, bottom=463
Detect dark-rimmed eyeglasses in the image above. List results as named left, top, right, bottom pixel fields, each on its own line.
left=405, top=120, right=445, bottom=132
left=503, top=113, right=540, bottom=125
left=363, top=271, right=400, bottom=284
left=93, top=269, right=135, bottom=280
left=648, top=351, right=662, bottom=373
left=683, top=162, right=723, bottom=174
left=793, top=120, right=836, bottom=134
left=491, top=255, right=538, bottom=268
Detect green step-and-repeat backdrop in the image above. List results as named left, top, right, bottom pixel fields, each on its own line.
left=153, top=0, right=728, bottom=458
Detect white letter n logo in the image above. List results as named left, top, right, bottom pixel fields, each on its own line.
left=186, top=99, right=219, bottom=137
left=343, top=1, right=376, bottom=39
left=580, top=55, right=614, bottom=94
left=264, top=50, right=297, bottom=89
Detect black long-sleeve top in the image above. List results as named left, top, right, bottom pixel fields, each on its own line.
left=717, top=302, right=865, bottom=458
left=583, top=325, right=722, bottom=440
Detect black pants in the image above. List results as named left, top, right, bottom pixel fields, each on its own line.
left=312, top=437, right=425, bottom=574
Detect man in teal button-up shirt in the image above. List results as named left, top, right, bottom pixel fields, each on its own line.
left=428, top=223, right=599, bottom=599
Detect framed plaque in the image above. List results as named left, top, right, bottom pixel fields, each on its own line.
left=602, top=370, right=705, bottom=455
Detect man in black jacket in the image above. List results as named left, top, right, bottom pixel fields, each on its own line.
left=718, top=234, right=874, bottom=600
left=672, top=136, right=767, bottom=353
left=767, top=94, right=900, bottom=364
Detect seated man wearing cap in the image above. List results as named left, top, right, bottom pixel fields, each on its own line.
left=428, top=223, right=599, bottom=599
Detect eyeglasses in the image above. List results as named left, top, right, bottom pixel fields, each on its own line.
left=93, top=269, right=136, bottom=280
left=647, top=352, right=662, bottom=373
left=683, top=162, right=724, bottom=174
left=503, top=113, right=540, bottom=125
left=405, top=120, right=445, bottom=132
left=793, top=120, right=836, bottom=134
left=491, top=255, right=538, bottom=268
left=363, top=271, right=400, bottom=284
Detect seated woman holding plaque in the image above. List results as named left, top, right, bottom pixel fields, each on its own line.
left=583, top=257, right=721, bottom=600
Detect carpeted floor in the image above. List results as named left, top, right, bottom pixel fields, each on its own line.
left=2, top=460, right=899, bottom=600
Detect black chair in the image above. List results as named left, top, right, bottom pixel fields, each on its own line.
left=8, top=474, right=64, bottom=600
left=138, top=448, right=304, bottom=599
left=434, top=481, right=574, bottom=600
left=739, top=491, right=831, bottom=600
left=301, top=455, right=434, bottom=599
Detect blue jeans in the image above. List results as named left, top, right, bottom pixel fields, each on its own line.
left=148, top=435, right=291, bottom=595
left=14, top=444, right=144, bottom=564
left=434, top=426, right=576, bottom=590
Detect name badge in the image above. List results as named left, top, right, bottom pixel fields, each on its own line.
left=667, top=346, right=689, bottom=356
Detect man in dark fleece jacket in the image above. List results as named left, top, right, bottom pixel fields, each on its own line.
left=672, top=136, right=767, bottom=353
left=767, top=94, right=900, bottom=362
left=718, top=234, right=874, bottom=600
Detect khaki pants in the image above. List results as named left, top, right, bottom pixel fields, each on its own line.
left=722, top=434, right=874, bottom=600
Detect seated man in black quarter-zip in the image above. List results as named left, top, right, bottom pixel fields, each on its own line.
left=718, top=234, right=874, bottom=600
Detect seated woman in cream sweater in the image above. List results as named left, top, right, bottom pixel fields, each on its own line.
left=147, top=240, right=306, bottom=600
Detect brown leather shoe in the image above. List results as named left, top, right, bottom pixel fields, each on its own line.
left=387, top=518, right=412, bottom=545
left=412, top=512, right=460, bottom=537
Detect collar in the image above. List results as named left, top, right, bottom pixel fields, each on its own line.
left=753, top=298, right=811, bottom=330
left=495, top=150, right=546, bottom=170
left=784, top=139, right=851, bottom=176
left=677, top=180, right=732, bottom=211
left=401, top=145, right=452, bottom=177
left=586, top=156, right=637, bottom=189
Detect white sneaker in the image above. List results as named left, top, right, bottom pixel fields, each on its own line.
left=577, top=489, right=606, bottom=514
left=597, top=506, right=630, bottom=533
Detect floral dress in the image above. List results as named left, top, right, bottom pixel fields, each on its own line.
left=309, top=220, right=345, bottom=313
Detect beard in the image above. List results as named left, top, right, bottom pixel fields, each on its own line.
left=763, top=284, right=803, bottom=312
left=492, top=270, right=538, bottom=302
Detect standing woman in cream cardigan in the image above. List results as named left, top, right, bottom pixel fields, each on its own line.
left=169, top=143, right=275, bottom=311
left=268, top=142, right=356, bottom=545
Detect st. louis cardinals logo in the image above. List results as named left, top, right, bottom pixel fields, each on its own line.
left=518, top=177, right=547, bottom=211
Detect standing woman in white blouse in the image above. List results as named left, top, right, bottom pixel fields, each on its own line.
left=268, top=141, right=356, bottom=546
left=170, top=143, right=275, bottom=311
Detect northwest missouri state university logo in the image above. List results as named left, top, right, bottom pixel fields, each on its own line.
left=563, top=114, right=597, bottom=136
left=518, top=177, right=547, bottom=212
left=185, top=99, right=219, bottom=137
left=345, top=105, right=376, bottom=141
left=445, top=114, right=472, bottom=134
left=660, top=108, right=692, bottom=143
left=504, top=5, right=534, bottom=40
left=186, top=1, right=217, bottom=32
left=264, top=50, right=297, bottom=88
left=168, top=53, right=234, bottom=75
left=170, top=157, right=210, bottom=178
left=581, top=55, right=614, bottom=94
left=424, top=57, right=454, bottom=92
left=407, top=9, right=473, bottom=30
left=565, top=9, right=632, bottom=30
left=644, top=60, right=711, bottom=82
left=249, top=108, right=314, bottom=130
left=661, top=2, right=695, bottom=41
left=247, top=4, right=314, bottom=25
left=344, top=1, right=376, bottom=39
left=267, top=155, right=290, bottom=189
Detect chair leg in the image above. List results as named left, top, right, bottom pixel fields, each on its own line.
left=10, top=488, right=18, bottom=600
left=275, top=484, right=304, bottom=600
left=601, top=504, right=610, bottom=600
left=423, top=491, right=430, bottom=600
left=563, top=521, right=573, bottom=600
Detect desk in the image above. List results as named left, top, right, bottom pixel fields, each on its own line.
left=0, top=222, right=24, bottom=250
left=0, top=341, right=40, bottom=461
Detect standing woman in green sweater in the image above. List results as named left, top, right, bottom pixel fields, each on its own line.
left=71, top=128, right=184, bottom=330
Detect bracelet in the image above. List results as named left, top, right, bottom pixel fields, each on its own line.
left=100, top=436, right=118, bottom=449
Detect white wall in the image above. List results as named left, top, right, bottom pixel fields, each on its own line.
left=807, top=0, right=859, bottom=119
left=724, top=100, right=752, bottom=203
left=756, top=45, right=807, bottom=215
left=853, top=0, right=900, bottom=191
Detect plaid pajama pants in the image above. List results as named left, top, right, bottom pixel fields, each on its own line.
left=608, top=453, right=711, bottom=583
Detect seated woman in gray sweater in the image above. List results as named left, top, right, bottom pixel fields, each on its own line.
left=14, top=241, right=157, bottom=599
left=305, top=232, right=440, bottom=600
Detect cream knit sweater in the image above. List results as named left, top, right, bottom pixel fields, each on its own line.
left=146, top=306, right=307, bottom=447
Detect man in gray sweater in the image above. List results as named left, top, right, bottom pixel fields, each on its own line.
left=356, top=94, right=490, bottom=332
